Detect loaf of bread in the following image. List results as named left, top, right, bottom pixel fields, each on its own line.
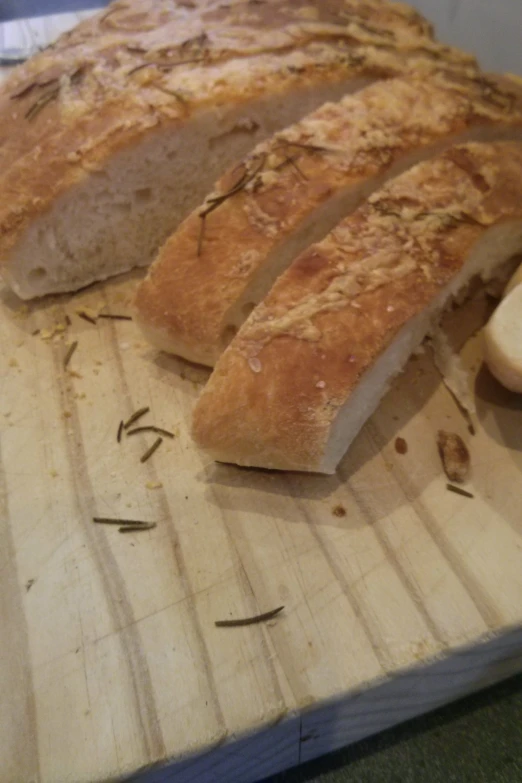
left=192, top=142, right=522, bottom=473
left=0, top=0, right=474, bottom=300
left=135, top=71, right=522, bottom=366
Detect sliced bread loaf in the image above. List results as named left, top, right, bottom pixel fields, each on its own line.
left=192, top=142, right=522, bottom=472
left=135, top=71, right=522, bottom=366
left=0, top=0, right=472, bottom=299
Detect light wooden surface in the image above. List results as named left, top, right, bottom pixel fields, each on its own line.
left=1, top=11, right=522, bottom=783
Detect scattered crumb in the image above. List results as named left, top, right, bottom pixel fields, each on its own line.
left=40, top=328, right=55, bottom=340
left=394, top=437, right=408, bottom=455
left=74, top=392, right=86, bottom=400
left=437, top=430, right=470, bottom=483
left=68, top=370, right=83, bottom=379
left=49, top=469, right=58, bottom=478
left=332, top=504, right=346, bottom=518
left=63, top=411, right=72, bottom=419
left=146, top=481, right=163, bottom=490
left=95, top=360, right=103, bottom=366
left=8, top=357, right=19, bottom=368
left=76, top=306, right=99, bottom=321
left=316, top=380, right=326, bottom=389
left=25, top=578, right=35, bottom=592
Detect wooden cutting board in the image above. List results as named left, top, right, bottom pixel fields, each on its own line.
left=1, top=12, right=522, bottom=783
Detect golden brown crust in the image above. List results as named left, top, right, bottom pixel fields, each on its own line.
left=135, top=71, right=522, bottom=365
left=0, top=0, right=475, bottom=263
left=192, top=142, right=522, bottom=471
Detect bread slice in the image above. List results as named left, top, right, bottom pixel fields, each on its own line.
left=484, top=285, right=522, bottom=393
left=192, top=142, right=522, bottom=473
left=135, top=71, right=522, bottom=366
left=0, top=0, right=472, bottom=300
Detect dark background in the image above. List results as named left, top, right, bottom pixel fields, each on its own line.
left=263, top=674, right=522, bottom=782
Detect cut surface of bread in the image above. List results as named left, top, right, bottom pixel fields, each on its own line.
left=484, top=285, right=522, bottom=393
left=504, top=260, right=522, bottom=296
left=135, top=71, right=522, bottom=366
left=0, top=0, right=473, bottom=300
left=192, top=142, right=522, bottom=473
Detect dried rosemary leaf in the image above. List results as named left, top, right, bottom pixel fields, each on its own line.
left=76, top=310, right=97, bottom=325
left=126, top=425, right=174, bottom=438
left=11, top=75, right=59, bottom=100
left=63, top=340, right=78, bottom=369
left=197, top=154, right=267, bottom=256
left=93, top=517, right=153, bottom=526
left=140, top=437, right=163, bottom=463
left=446, top=483, right=474, bottom=499
left=117, top=420, right=124, bottom=443
left=128, top=57, right=204, bottom=76
left=119, top=523, right=157, bottom=533
left=274, top=139, right=330, bottom=154
left=215, top=606, right=284, bottom=627
left=152, top=85, right=188, bottom=103
left=25, top=86, right=60, bottom=121
left=123, top=406, right=150, bottom=429
left=98, top=313, right=132, bottom=321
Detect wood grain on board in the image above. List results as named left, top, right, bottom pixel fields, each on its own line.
left=1, top=11, right=522, bottom=783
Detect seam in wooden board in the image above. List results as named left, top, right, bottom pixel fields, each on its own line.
left=0, top=438, right=41, bottom=782
left=100, top=294, right=227, bottom=738
left=50, top=307, right=166, bottom=765
left=292, top=492, right=437, bottom=671
left=209, top=482, right=388, bottom=703
left=362, top=422, right=504, bottom=629
left=211, top=501, right=288, bottom=712
left=340, top=479, right=449, bottom=645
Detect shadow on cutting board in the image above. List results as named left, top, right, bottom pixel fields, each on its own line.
left=200, top=290, right=521, bottom=532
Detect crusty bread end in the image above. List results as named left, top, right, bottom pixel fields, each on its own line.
left=484, top=285, right=522, bottom=393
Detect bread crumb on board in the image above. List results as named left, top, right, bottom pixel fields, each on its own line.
left=332, top=504, right=347, bottom=518
left=394, top=436, right=408, bottom=455
left=146, top=481, right=163, bottom=490
left=437, top=430, right=470, bottom=483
